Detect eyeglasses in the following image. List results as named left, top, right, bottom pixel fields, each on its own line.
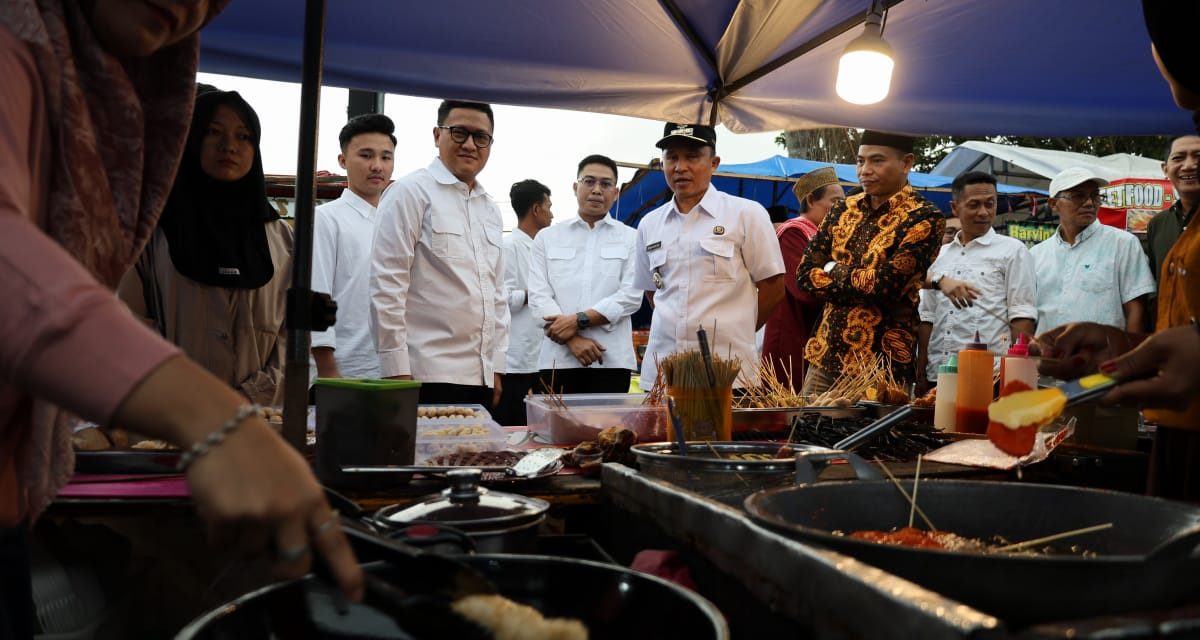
left=437, top=125, right=493, bottom=148
left=579, top=176, right=616, bottom=190
left=1056, top=191, right=1106, bottom=206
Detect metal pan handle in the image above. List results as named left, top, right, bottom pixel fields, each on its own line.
left=1146, top=524, right=1200, bottom=562
left=794, top=450, right=880, bottom=485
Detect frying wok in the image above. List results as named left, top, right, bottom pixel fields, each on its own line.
left=745, top=479, right=1200, bottom=626
left=176, top=555, right=728, bottom=639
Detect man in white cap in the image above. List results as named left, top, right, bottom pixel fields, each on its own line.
left=1029, top=167, right=1156, bottom=333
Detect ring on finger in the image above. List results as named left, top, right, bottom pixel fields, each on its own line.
left=314, top=509, right=340, bottom=537
left=276, top=543, right=309, bottom=563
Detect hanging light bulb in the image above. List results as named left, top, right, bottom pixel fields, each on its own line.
left=836, top=1, right=894, bottom=105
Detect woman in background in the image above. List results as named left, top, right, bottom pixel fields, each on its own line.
left=762, top=167, right=844, bottom=392
left=120, top=88, right=293, bottom=406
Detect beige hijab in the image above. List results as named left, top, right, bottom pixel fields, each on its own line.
left=0, top=0, right=199, bottom=517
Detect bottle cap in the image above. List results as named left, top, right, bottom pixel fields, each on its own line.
left=1006, top=333, right=1029, bottom=357
left=964, top=330, right=988, bottom=351
left=938, top=354, right=958, bottom=375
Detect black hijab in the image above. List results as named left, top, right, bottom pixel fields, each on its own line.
left=158, top=88, right=279, bottom=289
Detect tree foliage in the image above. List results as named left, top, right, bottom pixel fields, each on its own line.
left=777, top=131, right=1171, bottom=173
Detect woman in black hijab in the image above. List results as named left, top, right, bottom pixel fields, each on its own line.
left=120, top=88, right=293, bottom=405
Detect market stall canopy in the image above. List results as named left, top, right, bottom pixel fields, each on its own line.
left=932, top=141, right=1167, bottom=189
left=199, top=0, right=1191, bottom=137
left=612, top=155, right=1046, bottom=226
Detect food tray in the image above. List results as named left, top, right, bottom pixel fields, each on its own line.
left=414, top=419, right=507, bottom=464
left=732, top=406, right=867, bottom=433
left=416, top=403, right=491, bottom=425
left=73, top=450, right=181, bottom=475
left=525, top=393, right=668, bottom=445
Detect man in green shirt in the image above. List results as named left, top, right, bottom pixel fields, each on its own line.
left=1146, top=135, right=1200, bottom=283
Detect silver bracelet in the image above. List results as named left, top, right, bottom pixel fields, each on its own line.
left=176, top=404, right=261, bottom=472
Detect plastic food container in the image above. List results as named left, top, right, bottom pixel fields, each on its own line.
left=524, top=393, right=668, bottom=445
left=414, top=418, right=507, bottom=464
left=314, top=378, right=421, bottom=489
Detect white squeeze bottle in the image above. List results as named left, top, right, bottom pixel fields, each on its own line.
left=933, top=355, right=958, bottom=432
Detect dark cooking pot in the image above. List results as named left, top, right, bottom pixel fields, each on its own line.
left=372, top=468, right=548, bottom=554
left=175, top=556, right=728, bottom=639
left=632, top=442, right=878, bottom=506
left=745, top=479, right=1200, bottom=626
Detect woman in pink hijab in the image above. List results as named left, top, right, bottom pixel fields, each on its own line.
left=0, top=2, right=361, bottom=634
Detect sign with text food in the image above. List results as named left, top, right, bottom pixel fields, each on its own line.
left=1099, top=178, right=1174, bottom=234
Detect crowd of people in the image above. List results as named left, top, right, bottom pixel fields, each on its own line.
left=4, top=0, right=1200, bottom=637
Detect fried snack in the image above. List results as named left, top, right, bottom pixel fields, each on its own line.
left=103, top=427, right=130, bottom=448
left=131, top=439, right=173, bottom=450
left=596, top=426, right=636, bottom=464
left=72, top=427, right=112, bottom=451
left=910, top=388, right=937, bottom=408
left=452, top=594, right=587, bottom=640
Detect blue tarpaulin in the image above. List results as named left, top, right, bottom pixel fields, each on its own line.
left=611, top=155, right=1047, bottom=226
left=199, top=1, right=1191, bottom=137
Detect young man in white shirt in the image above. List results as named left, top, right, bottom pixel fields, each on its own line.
left=370, top=100, right=509, bottom=409
left=1030, top=167, right=1156, bottom=333
left=529, top=154, right=642, bottom=394
left=916, top=172, right=1037, bottom=392
left=633, top=124, right=786, bottom=389
left=310, top=114, right=395, bottom=382
left=496, top=179, right=553, bottom=425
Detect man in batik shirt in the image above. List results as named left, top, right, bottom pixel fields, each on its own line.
left=798, top=131, right=944, bottom=394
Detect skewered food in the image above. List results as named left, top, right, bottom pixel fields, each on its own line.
left=910, top=388, right=937, bottom=408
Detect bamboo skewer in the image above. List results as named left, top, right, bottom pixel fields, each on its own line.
left=994, top=523, right=1113, bottom=553
left=875, top=458, right=938, bottom=532
left=908, top=455, right=923, bottom=528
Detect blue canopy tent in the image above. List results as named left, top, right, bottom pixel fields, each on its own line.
left=200, top=1, right=1189, bottom=136
left=612, top=155, right=1048, bottom=227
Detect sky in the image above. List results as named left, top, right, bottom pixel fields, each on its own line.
left=198, top=72, right=785, bottom=230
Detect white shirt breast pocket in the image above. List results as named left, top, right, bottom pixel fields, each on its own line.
left=430, top=216, right=466, bottom=259
left=699, top=237, right=737, bottom=282
left=599, top=243, right=626, bottom=277
left=547, top=246, right=577, bottom=279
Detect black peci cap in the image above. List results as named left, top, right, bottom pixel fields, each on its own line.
left=656, top=123, right=717, bottom=149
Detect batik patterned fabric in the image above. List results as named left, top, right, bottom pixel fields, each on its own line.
left=799, top=185, right=944, bottom=383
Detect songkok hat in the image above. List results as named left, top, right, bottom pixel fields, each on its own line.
left=860, top=130, right=917, bottom=153
left=792, top=167, right=840, bottom=203
left=656, top=123, right=717, bottom=149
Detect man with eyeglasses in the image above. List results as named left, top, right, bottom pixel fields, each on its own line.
left=370, top=100, right=509, bottom=410
left=634, top=124, right=786, bottom=390
left=528, top=155, right=641, bottom=395
left=1029, top=167, right=1156, bottom=333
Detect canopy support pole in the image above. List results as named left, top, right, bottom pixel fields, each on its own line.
left=659, top=0, right=724, bottom=126
left=281, top=0, right=327, bottom=450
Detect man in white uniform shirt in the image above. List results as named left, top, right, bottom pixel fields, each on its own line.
left=916, top=172, right=1037, bottom=391
left=633, top=124, right=786, bottom=390
left=530, top=154, right=642, bottom=394
left=311, top=114, right=395, bottom=382
left=370, top=100, right=509, bottom=408
left=1030, top=167, right=1156, bottom=333
left=495, top=179, right=552, bottom=425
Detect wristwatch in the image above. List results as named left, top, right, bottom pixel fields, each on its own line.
left=576, top=311, right=590, bottom=329
left=823, top=261, right=837, bottom=273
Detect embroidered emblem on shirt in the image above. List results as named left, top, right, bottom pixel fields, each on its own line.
left=646, top=241, right=662, bottom=252
left=713, top=225, right=725, bottom=236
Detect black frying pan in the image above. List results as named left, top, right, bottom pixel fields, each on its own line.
left=745, top=479, right=1200, bottom=626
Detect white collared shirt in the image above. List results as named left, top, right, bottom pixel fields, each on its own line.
left=1029, top=220, right=1156, bottom=332
left=920, top=228, right=1037, bottom=381
left=633, top=185, right=785, bottom=388
left=370, top=158, right=509, bottom=384
left=311, top=188, right=381, bottom=379
left=528, top=215, right=641, bottom=372
left=503, top=229, right=540, bottom=373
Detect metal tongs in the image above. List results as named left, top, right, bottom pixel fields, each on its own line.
left=314, top=488, right=497, bottom=638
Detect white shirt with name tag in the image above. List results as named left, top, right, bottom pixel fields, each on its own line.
left=633, top=186, right=784, bottom=389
